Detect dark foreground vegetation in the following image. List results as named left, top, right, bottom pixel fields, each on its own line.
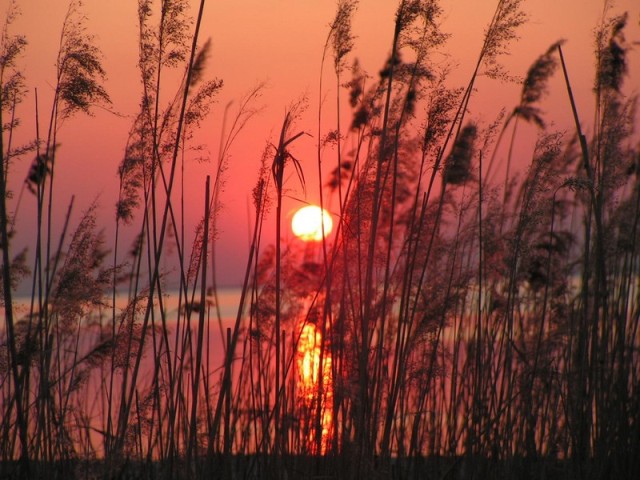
left=1, top=0, right=639, bottom=478
left=0, top=454, right=619, bottom=480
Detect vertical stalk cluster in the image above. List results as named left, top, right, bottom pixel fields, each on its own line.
left=0, top=1, right=639, bottom=479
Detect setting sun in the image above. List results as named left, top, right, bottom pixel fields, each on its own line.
left=291, top=205, right=333, bottom=242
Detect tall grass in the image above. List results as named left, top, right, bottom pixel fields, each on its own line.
left=1, top=0, right=639, bottom=479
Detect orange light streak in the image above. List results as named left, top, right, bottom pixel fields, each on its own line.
left=296, top=323, right=333, bottom=454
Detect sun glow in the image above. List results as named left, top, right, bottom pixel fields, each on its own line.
left=291, top=205, right=333, bottom=242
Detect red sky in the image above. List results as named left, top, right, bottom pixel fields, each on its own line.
left=4, top=0, right=640, bottom=288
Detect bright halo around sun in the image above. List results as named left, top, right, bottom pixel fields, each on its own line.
left=291, top=205, right=333, bottom=242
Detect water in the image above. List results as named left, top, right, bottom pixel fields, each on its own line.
left=1, top=286, right=245, bottom=384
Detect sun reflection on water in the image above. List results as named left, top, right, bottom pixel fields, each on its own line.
left=296, top=323, right=333, bottom=454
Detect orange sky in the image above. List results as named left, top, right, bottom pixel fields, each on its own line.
left=4, top=0, right=640, bottom=288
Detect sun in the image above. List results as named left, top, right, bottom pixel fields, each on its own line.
left=291, top=205, right=333, bottom=242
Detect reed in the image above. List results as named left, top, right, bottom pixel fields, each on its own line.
left=0, top=0, right=639, bottom=479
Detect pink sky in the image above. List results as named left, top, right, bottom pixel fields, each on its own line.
left=5, top=0, right=640, bottom=288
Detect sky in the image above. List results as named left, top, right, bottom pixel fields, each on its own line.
left=3, top=0, right=640, bottom=289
